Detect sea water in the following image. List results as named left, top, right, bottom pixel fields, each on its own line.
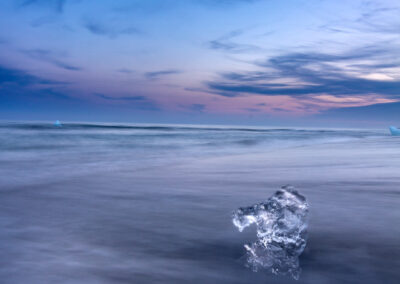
left=0, top=122, right=399, bottom=283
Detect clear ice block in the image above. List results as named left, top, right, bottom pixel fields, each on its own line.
left=232, top=185, right=309, bottom=279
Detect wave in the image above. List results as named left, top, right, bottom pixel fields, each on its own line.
left=0, top=122, right=382, bottom=136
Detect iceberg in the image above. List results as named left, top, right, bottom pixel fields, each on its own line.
left=232, top=185, right=309, bottom=279
left=389, top=126, right=400, bottom=136
left=54, top=120, right=62, bottom=127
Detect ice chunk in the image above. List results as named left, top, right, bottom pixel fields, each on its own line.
left=232, top=185, right=309, bottom=279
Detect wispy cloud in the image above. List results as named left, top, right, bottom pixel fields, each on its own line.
left=189, top=103, right=205, bottom=112
left=96, top=94, right=146, bottom=101
left=317, top=101, right=400, bottom=123
left=145, top=69, right=181, bottom=80
left=114, top=0, right=260, bottom=14
left=243, top=107, right=261, bottom=112
left=318, top=1, right=400, bottom=36
left=116, top=68, right=135, bottom=74
left=84, top=20, right=140, bottom=38
left=30, top=16, right=58, bottom=28
left=209, top=40, right=260, bottom=53
left=21, top=49, right=82, bottom=71
left=95, top=93, right=160, bottom=111
left=0, top=65, right=74, bottom=113
left=19, top=0, right=67, bottom=13
left=195, top=0, right=260, bottom=8
left=207, top=44, right=400, bottom=99
left=0, top=65, right=63, bottom=86
left=356, top=1, right=400, bottom=34
left=208, top=29, right=261, bottom=53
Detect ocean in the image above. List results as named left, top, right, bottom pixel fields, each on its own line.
left=0, top=122, right=399, bottom=283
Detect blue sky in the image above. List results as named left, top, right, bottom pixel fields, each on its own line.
left=0, top=0, right=399, bottom=126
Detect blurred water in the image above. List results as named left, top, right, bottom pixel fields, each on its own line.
left=0, top=122, right=399, bottom=283
left=0, top=122, right=384, bottom=188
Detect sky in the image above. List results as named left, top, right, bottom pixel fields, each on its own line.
left=0, top=0, right=399, bottom=127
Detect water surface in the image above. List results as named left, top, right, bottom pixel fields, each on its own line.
left=0, top=122, right=399, bottom=283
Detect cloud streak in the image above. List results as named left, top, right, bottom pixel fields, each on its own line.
left=317, top=101, right=400, bottom=123
left=95, top=93, right=160, bottom=111
left=84, top=20, right=140, bottom=38
left=116, top=68, right=135, bottom=74
left=189, top=103, right=205, bottom=112
left=19, top=0, right=67, bottom=13
left=0, top=65, right=63, bottom=86
left=207, top=44, right=400, bottom=99
left=194, top=0, right=261, bottom=9
left=96, top=94, right=147, bottom=101
left=21, top=49, right=82, bottom=71
left=0, top=65, right=74, bottom=113
left=145, top=69, right=181, bottom=80
left=208, top=29, right=261, bottom=53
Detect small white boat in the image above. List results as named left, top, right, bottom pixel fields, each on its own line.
left=389, top=126, right=400, bottom=136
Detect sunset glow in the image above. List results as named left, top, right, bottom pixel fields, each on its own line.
left=1, top=0, right=400, bottom=126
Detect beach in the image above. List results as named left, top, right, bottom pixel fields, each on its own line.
left=0, top=122, right=399, bottom=283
